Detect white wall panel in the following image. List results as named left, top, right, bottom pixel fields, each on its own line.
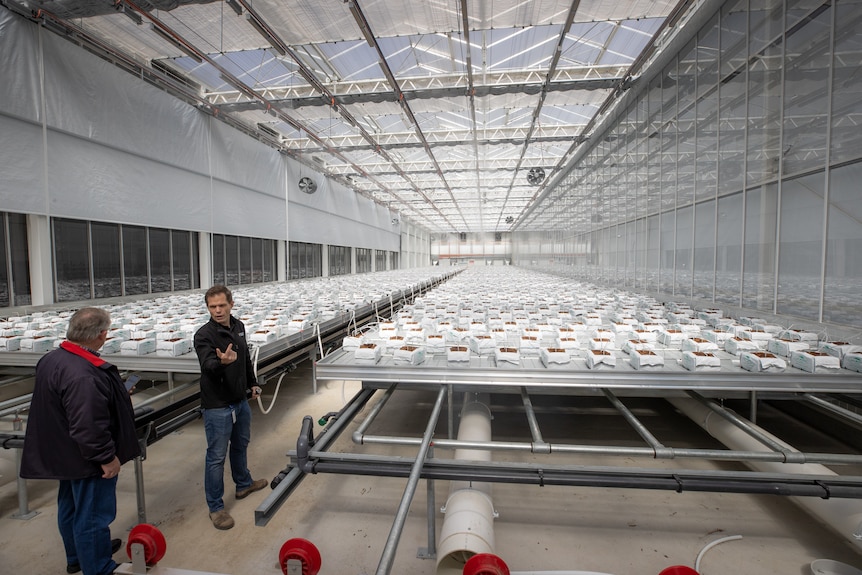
left=210, top=120, right=285, bottom=198
left=40, top=31, right=211, bottom=174
left=0, top=116, right=44, bottom=214
left=0, top=9, right=411, bottom=263
left=0, top=10, right=42, bottom=121
left=45, top=130, right=211, bottom=229
left=211, top=179, right=285, bottom=239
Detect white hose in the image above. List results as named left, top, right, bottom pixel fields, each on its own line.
left=694, top=534, right=742, bottom=573
left=255, top=370, right=287, bottom=415
left=250, top=344, right=260, bottom=380
left=314, top=321, right=324, bottom=358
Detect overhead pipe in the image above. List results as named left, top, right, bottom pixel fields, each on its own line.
left=437, top=393, right=497, bottom=575
left=668, top=396, right=862, bottom=552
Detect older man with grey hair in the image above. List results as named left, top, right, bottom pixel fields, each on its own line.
left=21, top=307, right=140, bottom=575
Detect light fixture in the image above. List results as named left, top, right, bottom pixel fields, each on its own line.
left=149, top=24, right=202, bottom=63
left=225, top=0, right=243, bottom=16
left=391, top=218, right=399, bottom=225
left=123, top=5, right=142, bottom=25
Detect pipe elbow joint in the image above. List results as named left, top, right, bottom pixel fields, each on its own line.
left=296, top=415, right=315, bottom=473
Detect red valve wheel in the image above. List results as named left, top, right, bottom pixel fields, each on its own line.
left=463, top=553, right=510, bottom=575
left=279, top=538, right=322, bottom=575
left=126, top=523, right=167, bottom=565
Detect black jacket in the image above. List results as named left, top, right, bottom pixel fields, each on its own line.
left=20, top=342, right=141, bottom=480
left=194, top=316, right=256, bottom=409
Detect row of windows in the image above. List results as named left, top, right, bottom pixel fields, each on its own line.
left=0, top=213, right=402, bottom=308
left=53, top=218, right=201, bottom=302
left=211, top=234, right=276, bottom=287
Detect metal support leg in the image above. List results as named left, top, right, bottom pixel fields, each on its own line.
left=749, top=390, right=758, bottom=424
left=447, top=384, right=454, bottom=439
left=134, top=455, right=146, bottom=525
left=417, top=445, right=437, bottom=560
left=11, top=418, right=37, bottom=520
left=375, top=386, right=446, bottom=575
left=134, top=423, right=153, bottom=525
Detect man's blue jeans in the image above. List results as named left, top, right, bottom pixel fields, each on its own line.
left=203, top=400, right=253, bottom=513
left=57, top=475, right=118, bottom=575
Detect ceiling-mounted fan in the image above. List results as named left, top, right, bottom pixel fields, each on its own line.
left=298, top=176, right=317, bottom=194
left=526, top=167, right=545, bottom=186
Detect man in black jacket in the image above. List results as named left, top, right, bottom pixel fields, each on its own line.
left=21, top=307, right=140, bottom=575
left=194, top=285, right=266, bottom=530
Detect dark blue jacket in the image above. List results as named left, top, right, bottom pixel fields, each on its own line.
left=20, top=342, right=141, bottom=480
left=194, top=316, right=256, bottom=409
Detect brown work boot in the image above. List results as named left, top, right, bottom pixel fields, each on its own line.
left=236, top=478, right=268, bottom=499
left=209, top=509, right=234, bottom=530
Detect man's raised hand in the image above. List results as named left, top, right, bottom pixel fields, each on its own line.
left=216, top=343, right=237, bottom=364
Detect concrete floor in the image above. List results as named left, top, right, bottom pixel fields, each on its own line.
left=2, top=362, right=862, bottom=575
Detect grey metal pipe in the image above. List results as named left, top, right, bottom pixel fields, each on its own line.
left=131, top=382, right=197, bottom=410
left=803, top=393, right=862, bottom=427
left=670, top=396, right=862, bottom=553
left=352, top=383, right=397, bottom=444
left=602, top=389, right=671, bottom=458
left=257, top=387, right=378, bottom=526
left=375, top=385, right=447, bottom=575
left=354, top=433, right=862, bottom=466
left=133, top=455, right=146, bottom=524
left=687, top=390, right=802, bottom=462
left=520, top=387, right=548, bottom=453
left=11, top=419, right=36, bottom=519
left=0, top=393, right=32, bottom=412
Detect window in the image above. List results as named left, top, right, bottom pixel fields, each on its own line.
left=172, top=230, right=192, bottom=291
left=777, top=173, right=825, bottom=320
left=149, top=228, right=171, bottom=293
left=224, top=235, right=239, bottom=285
left=356, top=248, right=372, bottom=273
left=123, top=225, right=149, bottom=295
left=92, top=222, right=122, bottom=298
left=289, top=241, right=322, bottom=279
left=212, top=234, right=225, bottom=286
left=261, top=238, right=275, bottom=282
left=0, top=214, right=8, bottom=307
left=328, top=245, right=351, bottom=276
left=239, top=236, right=252, bottom=284
left=742, top=185, right=777, bottom=311
left=212, top=233, right=276, bottom=286
left=53, top=218, right=91, bottom=302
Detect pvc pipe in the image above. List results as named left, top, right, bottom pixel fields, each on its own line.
left=669, top=397, right=862, bottom=552
left=437, top=396, right=496, bottom=575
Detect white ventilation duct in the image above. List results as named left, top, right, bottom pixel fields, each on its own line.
left=668, top=397, right=862, bottom=553
left=436, top=395, right=496, bottom=575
